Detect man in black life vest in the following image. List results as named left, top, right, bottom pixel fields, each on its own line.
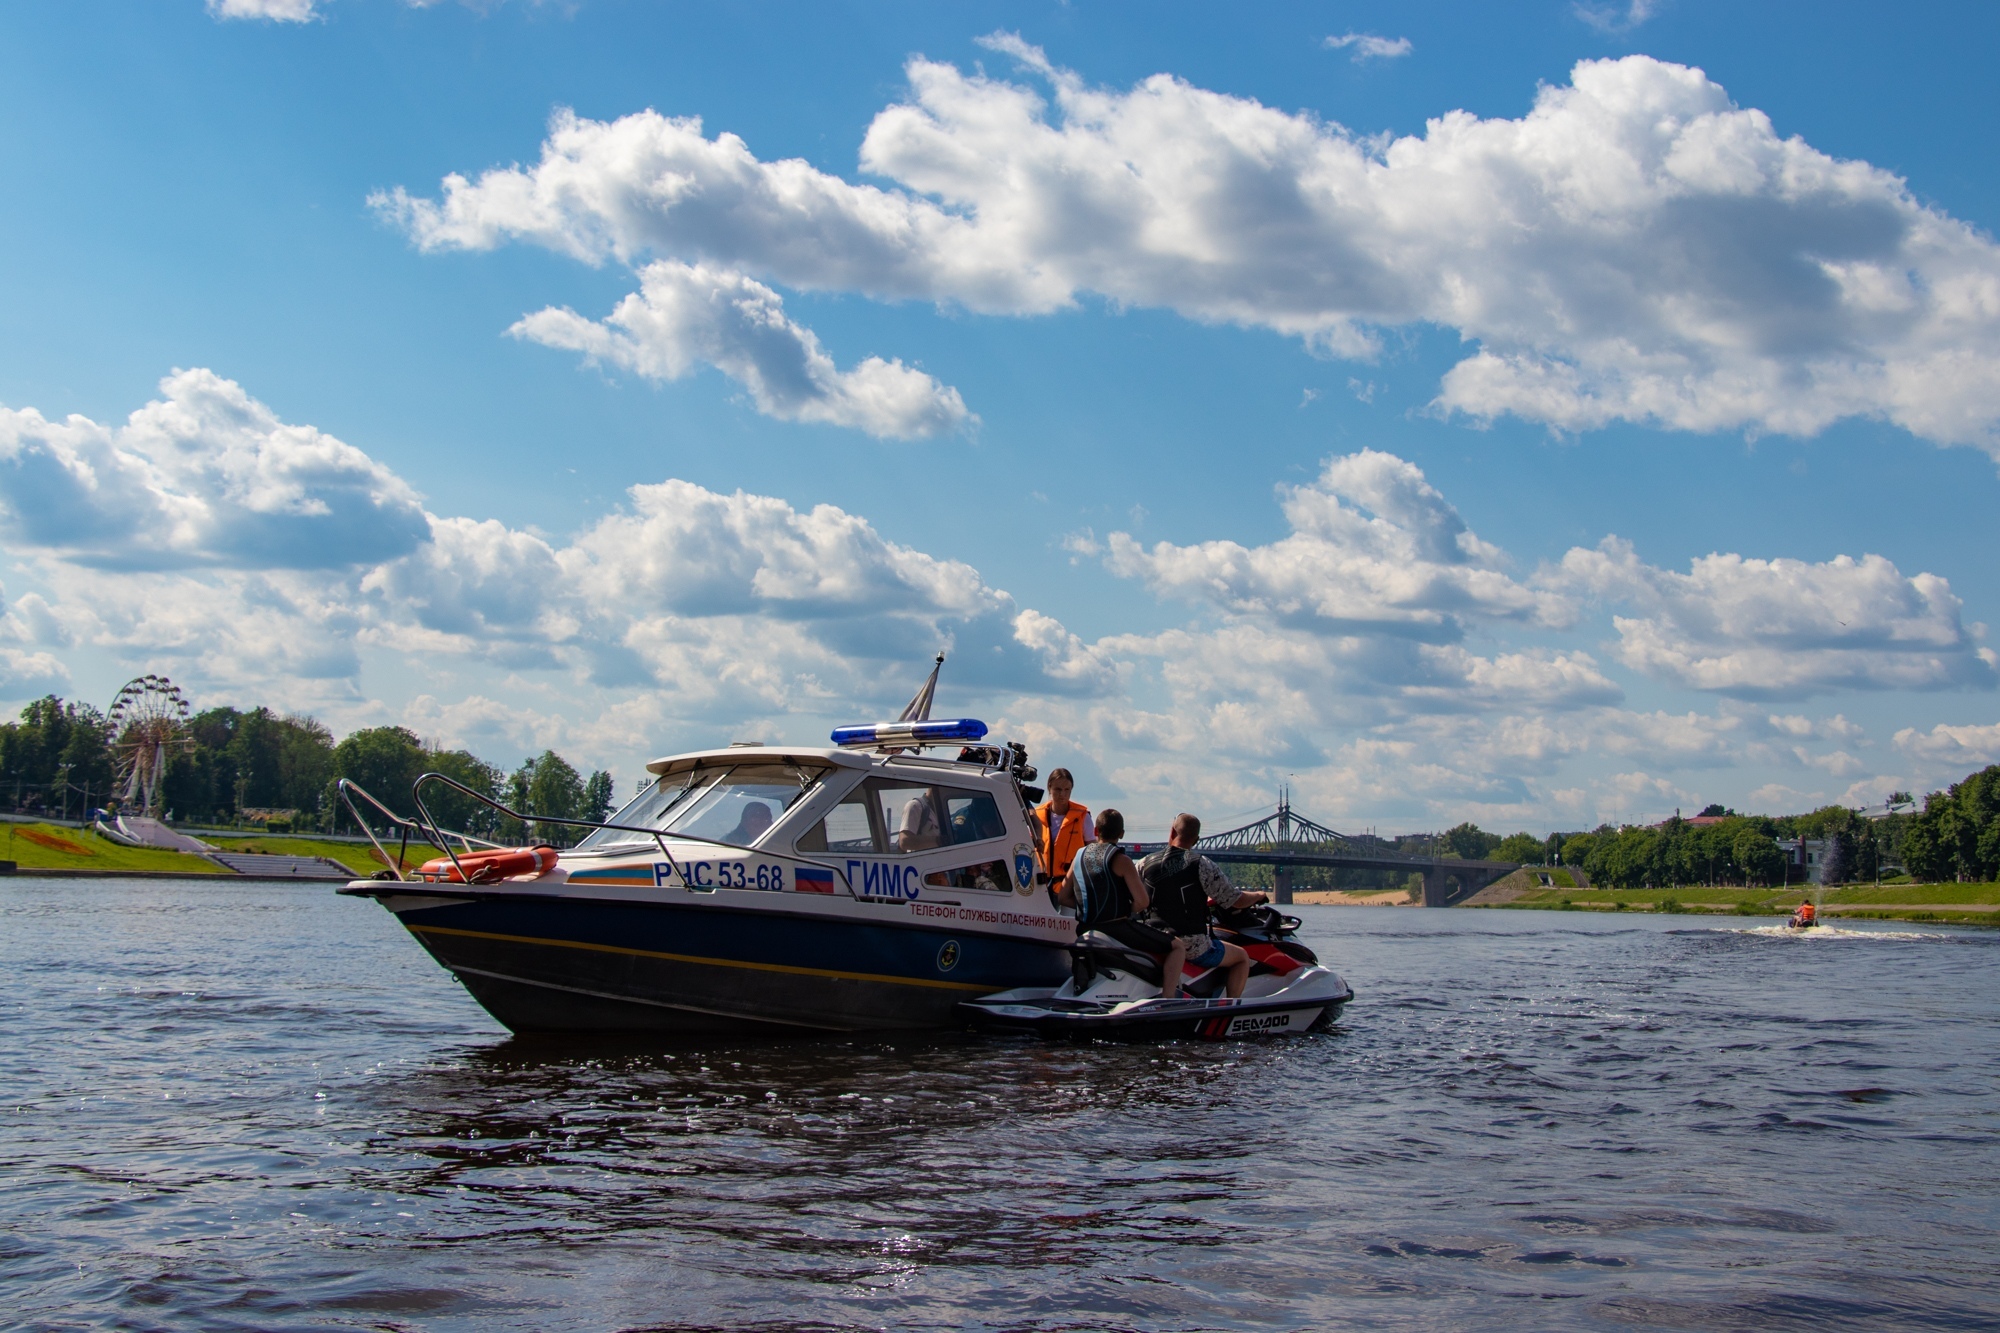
left=1136, top=813, right=1267, bottom=1000
left=1054, top=808, right=1187, bottom=998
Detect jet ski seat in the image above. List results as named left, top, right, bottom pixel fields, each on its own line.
left=1072, top=932, right=1163, bottom=987
left=1070, top=930, right=1228, bottom=996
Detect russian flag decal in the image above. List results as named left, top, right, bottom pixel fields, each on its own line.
left=795, top=866, right=836, bottom=893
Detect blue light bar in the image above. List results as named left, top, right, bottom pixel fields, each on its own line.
left=830, top=718, right=989, bottom=748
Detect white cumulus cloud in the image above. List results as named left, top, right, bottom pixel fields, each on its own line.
left=511, top=261, right=971, bottom=439
left=0, top=373, right=1980, bottom=829
left=1893, top=720, right=2000, bottom=770
left=1576, top=1, right=1659, bottom=33
left=381, top=45, right=2000, bottom=454
left=209, top=0, right=318, bottom=19
left=1324, top=33, right=1413, bottom=61
left=0, top=370, right=428, bottom=571
left=1104, top=450, right=1573, bottom=640
left=1557, top=538, right=1998, bottom=698
left=0, top=370, right=1099, bottom=726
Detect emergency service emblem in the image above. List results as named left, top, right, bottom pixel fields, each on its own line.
left=936, top=939, right=960, bottom=972
left=1012, top=843, right=1036, bottom=894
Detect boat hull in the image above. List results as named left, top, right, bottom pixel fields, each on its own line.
left=363, top=890, right=1072, bottom=1035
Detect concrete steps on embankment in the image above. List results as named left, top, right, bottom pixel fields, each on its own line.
left=205, top=852, right=356, bottom=879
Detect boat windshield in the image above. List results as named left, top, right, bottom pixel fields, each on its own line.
left=576, top=761, right=832, bottom=851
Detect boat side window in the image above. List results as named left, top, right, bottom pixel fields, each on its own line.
left=940, top=788, right=1006, bottom=846
left=924, top=858, right=1012, bottom=893
left=872, top=780, right=946, bottom=855
left=866, top=780, right=1007, bottom=855
left=795, top=787, right=881, bottom=854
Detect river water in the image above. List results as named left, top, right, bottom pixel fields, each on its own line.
left=2, top=877, right=1996, bottom=1331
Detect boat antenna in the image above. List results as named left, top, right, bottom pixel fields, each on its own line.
left=898, top=652, right=945, bottom=723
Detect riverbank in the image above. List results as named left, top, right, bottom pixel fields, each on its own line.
left=1468, top=876, right=2000, bottom=926
left=0, top=821, right=418, bottom=877
left=1290, top=888, right=1417, bottom=906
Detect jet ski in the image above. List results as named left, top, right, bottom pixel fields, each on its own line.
left=958, top=904, right=1353, bottom=1040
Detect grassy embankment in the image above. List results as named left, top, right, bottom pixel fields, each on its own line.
left=0, top=822, right=419, bottom=876
left=0, top=822, right=230, bottom=874
left=205, top=835, right=421, bottom=875
left=1482, top=874, right=2000, bottom=925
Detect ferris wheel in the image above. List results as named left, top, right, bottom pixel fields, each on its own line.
left=108, top=674, right=194, bottom=818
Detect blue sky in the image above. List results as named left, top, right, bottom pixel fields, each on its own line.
left=3, top=0, right=1999, bottom=836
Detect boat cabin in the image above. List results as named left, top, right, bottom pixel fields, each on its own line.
left=571, top=720, right=1045, bottom=903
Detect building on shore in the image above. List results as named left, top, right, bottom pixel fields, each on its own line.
left=1775, top=837, right=1829, bottom=885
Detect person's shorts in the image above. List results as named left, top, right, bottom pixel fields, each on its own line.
left=1181, top=933, right=1228, bottom=970
left=1098, top=917, right=1175, bottom=955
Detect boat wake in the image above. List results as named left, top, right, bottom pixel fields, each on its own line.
left=1714, top=923, right=1961, bottom=940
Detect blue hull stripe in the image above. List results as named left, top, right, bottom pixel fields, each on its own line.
left=395, top=897, right=1068, bottom=993
left=410, top=923, right=993, bottom=991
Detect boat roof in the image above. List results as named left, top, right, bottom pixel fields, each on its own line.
left=642, top=744, right=1007, bottom=778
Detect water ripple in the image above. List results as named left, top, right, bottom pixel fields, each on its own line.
left=3, top=879, right=1997, bottom=1330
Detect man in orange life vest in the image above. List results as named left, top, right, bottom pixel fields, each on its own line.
left=1034, top=768, right=1095, bottom=884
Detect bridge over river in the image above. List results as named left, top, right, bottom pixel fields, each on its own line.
left=1129, top=795, right=1519, bottom=908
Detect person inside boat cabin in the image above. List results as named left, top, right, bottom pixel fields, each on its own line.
left=1056, top=808, right=1186, bottom=996
left=1033, top=768, right=1095, bottom=883
left=896, top=791, right=943, bottom=852
left=1137, top=814, right=1267, bottom=1001
left=723, top=801, right=775, bottom=847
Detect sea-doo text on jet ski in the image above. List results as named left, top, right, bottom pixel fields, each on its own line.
left=959, top=903, right=1353, bottom=1039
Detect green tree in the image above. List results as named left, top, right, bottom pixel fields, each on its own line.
left=144, top=706, right=339, bottom=828
left=1733, top=828, right=1784, bottom=885
left=1441, top=822, right=1498, bottom=860
left=1902, top=805, right=1945, bottom=882
left=583, top=770, right=615, bottom=824
left=1561, top=831, right=1599, bottom=869
left=1820, top=828, right=1854, bottom=885
left=1586, top=826, right=1666, bottom=889
left=1903, top=765, right=2000, bottom=882
left=513, top=750, right=586, bottom=846
left=419, top=748, right=507, bottom=840
left=1493, top=832, right=1543, bottom=864
left=0, top=696, right=114, bottom=817
left=273, top=715, right=336, bottom=825
left=331, top=726, right=427, bottom=830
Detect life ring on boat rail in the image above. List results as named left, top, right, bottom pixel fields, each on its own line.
left=414, top=845, right=560, bottom=884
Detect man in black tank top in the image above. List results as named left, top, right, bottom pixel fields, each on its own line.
left=1136, top=813, right=1268, bottom=999
left=1054, top=808, right=1186, bottom=996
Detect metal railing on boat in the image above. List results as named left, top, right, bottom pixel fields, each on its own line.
left=335, top=773, right=859, bottom=897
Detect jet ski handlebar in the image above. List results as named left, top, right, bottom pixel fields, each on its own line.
left=1213, top=902, right=1303, bottom=938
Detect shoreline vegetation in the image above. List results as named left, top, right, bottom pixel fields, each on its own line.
left=1475, top=883, right=2000, bottom=927
left=1304, top=876, right=1992, bottom=920
left=1464, top=868, right=1992, bottom=920
left=0, top=695, right=616, bottom=845
left=1293, top=871, right=2000, bottom=925
left=4, top=823, right=1994, bottom=926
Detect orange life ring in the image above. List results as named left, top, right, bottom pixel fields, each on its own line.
left=416, top=845, right=560, bottom=884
